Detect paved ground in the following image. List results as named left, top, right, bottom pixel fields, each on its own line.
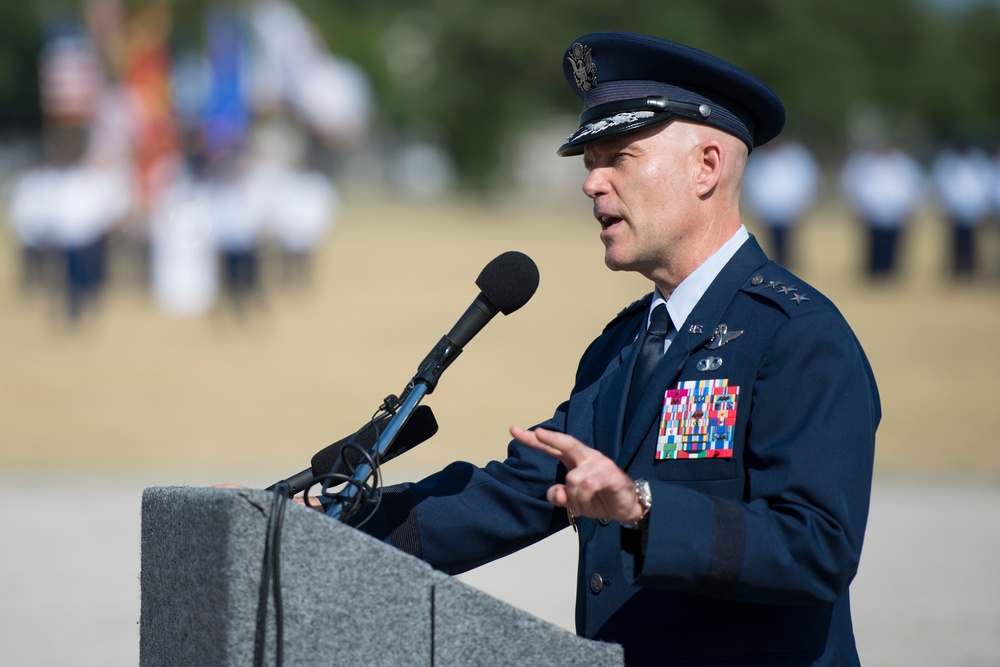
left=0, top=470, right=996, bottom=666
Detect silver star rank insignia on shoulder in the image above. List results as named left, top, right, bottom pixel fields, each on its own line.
left=568, top=42, right=597, bottom=92
left=790, top=292, right=810, bottom=305
left=704, top=323, right=744, bottom=350
left=777, top=284, right=797, bottom=295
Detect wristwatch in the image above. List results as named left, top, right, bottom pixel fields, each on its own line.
left=622, top=478, right=652, bottom=530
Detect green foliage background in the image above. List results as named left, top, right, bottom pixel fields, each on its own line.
left=301, top=0, right=1000, bottom=185
left=3, top=1, right=1000, bottom=186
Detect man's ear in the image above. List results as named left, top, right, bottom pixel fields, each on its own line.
left=694, top=141, right=724, bottom=198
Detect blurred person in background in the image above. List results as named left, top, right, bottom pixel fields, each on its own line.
left=243, top=117, right=339, bottom=288
left=198, top=4, right=265, bottom=318
left=741, top=136, right=821, bottom=268
left=148, top=132, right=219, bottom=317
left=6, top=10, right=131, bottom=322
left=931, top=141, right=995, bottom=279
left=991, top=147, right=1000, bottom=274
left=7, top=131, right=131, bottom=322
left=46, top=130, right=131, bottom=322
left=839, top=139, right=924, bottom=279
left=6, top=161, right=58, bottom=292
left=209, top=152, right=268, bottom=317
left=122, top=2, right=178, bottom=228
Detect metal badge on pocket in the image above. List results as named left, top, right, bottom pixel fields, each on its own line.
left=696, top=356, right=723, bottom=372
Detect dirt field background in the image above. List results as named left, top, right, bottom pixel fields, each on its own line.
left=2, top=195, right=999, bottom=480
left=2, top=194, right=1000, bottom=665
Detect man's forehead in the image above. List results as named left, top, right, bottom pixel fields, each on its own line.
left=583, top=132, right=645, bottom=167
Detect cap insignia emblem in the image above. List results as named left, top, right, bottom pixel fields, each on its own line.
left=568, top=42, right=597, bottom=92
left=568, top=111, right=655, bottom=143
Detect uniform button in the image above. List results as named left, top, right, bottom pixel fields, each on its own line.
left=590, top=573, right=608, bottom=594
left=598, top=517, right=611, bottom=526
left=751, top=275, right=764, bottom=286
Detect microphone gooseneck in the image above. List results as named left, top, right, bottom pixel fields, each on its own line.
left=323, top=251, right=539, bottom=521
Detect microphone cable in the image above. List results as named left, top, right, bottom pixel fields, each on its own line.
left=306, top=438, right=383, bottom=525
left=252, top=406, right=390, bottom=667
left=254, top=481, right=289, bottom=667
left=304, top=400, right=400, bottom=526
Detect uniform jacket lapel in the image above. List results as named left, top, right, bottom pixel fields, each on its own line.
left=615, top=237, right=769, bottom=470
left=593, top=313, right=644, bottom=462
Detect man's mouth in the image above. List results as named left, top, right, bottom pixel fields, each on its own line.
left=597, top=214, right=624, bottom=231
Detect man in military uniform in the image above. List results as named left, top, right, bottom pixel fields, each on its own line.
left=353, top=32, right=880, bottom=666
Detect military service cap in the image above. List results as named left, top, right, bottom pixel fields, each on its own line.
left=558, top=32, right=785, bottom=156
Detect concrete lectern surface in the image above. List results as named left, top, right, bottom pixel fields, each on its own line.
left=140, top=486, right=624, bottom=667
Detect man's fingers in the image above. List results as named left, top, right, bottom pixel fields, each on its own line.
left=293, top=495, right=324, bottom=510
left=509, top=425, right=565, bottom=460
left=512, top=425, right=638, bottom=520
left=546, top=483, right=569, bottom=507
left=510, top=425, right=592, bottom=467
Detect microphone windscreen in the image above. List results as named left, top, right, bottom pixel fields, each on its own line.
left=310, top=405, right=438, bottom=476
left=475, top=251, right=539, bottom=315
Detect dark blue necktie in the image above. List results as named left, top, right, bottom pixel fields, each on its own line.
left=624, top=303, right=670, bottom=426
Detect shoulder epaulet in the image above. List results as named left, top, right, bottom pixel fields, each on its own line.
left=743, top=265, right=823, bottom=316
left=603, top=293, right=653, bottom=332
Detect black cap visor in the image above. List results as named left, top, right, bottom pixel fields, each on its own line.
left=558, top=95, right=713, bottom=156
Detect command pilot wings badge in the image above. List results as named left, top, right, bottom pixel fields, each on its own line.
left=704, top=323, right=743, bottom=350
left=568, top=42, right=597, bottom=92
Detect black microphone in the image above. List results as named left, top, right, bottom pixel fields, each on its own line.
left=414, top=251, right=539, bottom=392
left=268, top=405, right=438, bottom=495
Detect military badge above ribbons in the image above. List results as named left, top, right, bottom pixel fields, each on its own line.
left=656, top=379, right=738, bottom=459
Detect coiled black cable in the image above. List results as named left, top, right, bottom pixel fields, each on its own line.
left=306, top=431, right=384, bottom=525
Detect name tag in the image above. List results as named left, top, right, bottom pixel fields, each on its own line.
left=656, top=379, right=738, bottom=460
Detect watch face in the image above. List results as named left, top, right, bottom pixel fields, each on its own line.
left=637, top=479, right=652, bottom=510
left=623, top=479, right=652, bottom=530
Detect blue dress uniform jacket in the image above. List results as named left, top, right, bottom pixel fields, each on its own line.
left=358, top=236, right=880, bottom=666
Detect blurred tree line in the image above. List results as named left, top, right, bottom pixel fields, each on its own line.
left=2, top=0, right=1000, bottom=187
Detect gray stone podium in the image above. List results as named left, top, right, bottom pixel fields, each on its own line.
left=140, top=487, right=624, bottom=666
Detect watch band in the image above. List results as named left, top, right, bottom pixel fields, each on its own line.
left=622, top=477, right=652, bottom=530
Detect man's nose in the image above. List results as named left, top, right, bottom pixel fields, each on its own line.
left=582, top=168, right=607, bottom=199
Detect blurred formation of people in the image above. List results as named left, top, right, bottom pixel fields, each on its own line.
left=741, top=137, right=821, bottom=268
left=7, top=3, right=1000, bottom=325
left=839, top=140, right=925, bottom=279
left=4, top=0, right=369, bottom=322
left=931, top=142, right=995, bottom=279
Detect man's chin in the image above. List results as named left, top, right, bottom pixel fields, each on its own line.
left=603, top=251, right=632, bottom=273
